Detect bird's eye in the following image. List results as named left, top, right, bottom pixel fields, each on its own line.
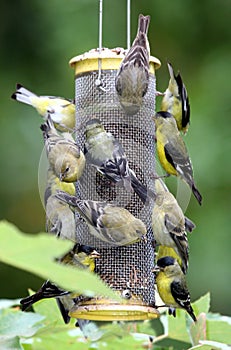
left=65, top=167, right=70, bottom=173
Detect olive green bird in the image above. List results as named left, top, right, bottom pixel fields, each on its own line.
left=11, top=83, right=75, bottom=132
left=161, top=62, right=190, bottom=134
left=40, top=116, right=86, bottom=182
left=115, top=14, right=150, bottom=115
left=55, top=191, right=147, bottom=246
left=154, top=256, right=197, bottom=322
left=152, top=178, right=192, bottom=273
left=153, top=111, right=202, bottom=205
left=44, top=167, right=76, bottom=241
left=84, top=118, right=152, bottom=204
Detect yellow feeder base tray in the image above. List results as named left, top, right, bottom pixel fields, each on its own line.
left=69, top=298, right=160, bottom=321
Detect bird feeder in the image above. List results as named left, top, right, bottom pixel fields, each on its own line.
left=68, top=48, right=161, bottom=321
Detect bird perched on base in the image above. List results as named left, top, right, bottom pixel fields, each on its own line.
left=153, top=111, right=202, bottom=205
left=152, top=179, right=191, bottom=274
left=154, top=256, right=197, bottom=322
left=115, top=14, right=150, bottom=115
left=161, top=63, right=190, bottom=134
left=55, top=191, right=147, bottom=246
left=20, top=244, right=100, bottom=324
left=84, top=118, right=152, bottom=204
left=40, top=116, right=86, bottom=182
left=11, top=83, right=75, bottom=132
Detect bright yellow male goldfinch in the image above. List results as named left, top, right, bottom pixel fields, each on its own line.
left=153, top=111, right=202, bottom=205
left=161, top=63, right=190, bottom=134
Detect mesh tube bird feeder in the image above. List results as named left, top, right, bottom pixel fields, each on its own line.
left=69, top=48, right=161, bottom=321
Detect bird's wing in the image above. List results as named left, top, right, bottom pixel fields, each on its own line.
left=171, top=279, right=191, bottom=309
left=175, top=73, right=190, bottom=129
left=164, top=138, right=193, bottom=183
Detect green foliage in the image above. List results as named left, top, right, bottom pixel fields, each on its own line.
left=0, top=293, right=231, bottom=349
left=0, top=222, right=231, bottom=349
left=0, top=221, right=120, bottom=300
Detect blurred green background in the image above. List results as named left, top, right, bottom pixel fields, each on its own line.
left=0, top=0, right=230, bottom=316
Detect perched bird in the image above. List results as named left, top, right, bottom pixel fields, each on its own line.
left=55, top=243, right=100, bottom=272
left=152, top=178, right=189, bottom=273
left=20, top=244, right=100, bottom=324
left=55, top=191, right=147, bottom=246
left=115, top=14, right=150, bottom=115
left=11, top=83, right=75, bottom=132
left=161, top=63, right=190, bottom=134
left=44, top=168, right=76, bottom=241
left=40, top=116, right=86, bottom=182
left=154, top=256, right=197, bottom=322
left=154, top=178, right=195, bottom=233
left=84, top=118, right=151, bottom=204
left=153, top=111, right=202, bottom=205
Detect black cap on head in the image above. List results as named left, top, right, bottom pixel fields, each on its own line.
left=75, top=244, right=96, bottom=255
left=155, top=111, right=173, bottom=119
left=157, top=256, right=175, bottom=268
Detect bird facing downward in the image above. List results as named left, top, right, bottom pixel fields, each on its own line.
left=161, top=62, right=190, bottom=134
left=153, top=111, right=202, bottom=205
left=115, top=14, right=150, bottom=115
left=40, top=116, right=86, bottom=182
left=154, top=256, right=197, bottom=322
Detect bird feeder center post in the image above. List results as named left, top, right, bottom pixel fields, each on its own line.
left=68, top=48, right=161, bottom=321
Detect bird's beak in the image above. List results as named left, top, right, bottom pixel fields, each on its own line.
left=152, top=265, right=160, bottom=273
left=90, top=250, right=101, bottom=258
left=59, top=173, right=64, bottom=182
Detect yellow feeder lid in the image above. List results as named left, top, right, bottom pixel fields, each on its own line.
left=69, top=47, right=161, bottom=76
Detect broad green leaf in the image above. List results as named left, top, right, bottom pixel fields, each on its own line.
left=0, top=308, right=44, bottom=337
left=167, top=308, right=191, bottom=342
left=0, top=221, right=120, bottom=301
left=0, top=336, right=23, bottom=350
left=189, top=312, right=206, bottom=346
left=192, top=293, right=210, bottom=315
left=206, top=318, right=231, bottom=343
left=189, top=341, right=231, bottom=350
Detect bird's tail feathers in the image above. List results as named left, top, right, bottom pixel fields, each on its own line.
left=184, top=216, right=196, bottom=233
left=130, top=170, right=155, bottom=205
left=138, top=14, right=150, bottom=34
left=192, top=183, right=202, bottom=205
left=11, top=83, right=37, bottom=105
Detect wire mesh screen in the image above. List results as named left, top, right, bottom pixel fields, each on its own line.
left=74, top=57, right=156, bottom=306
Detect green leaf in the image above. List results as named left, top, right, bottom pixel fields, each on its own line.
left=206, top=318, right=231, bottom=343
left=0, top=308, right=45, bottom=338
left=189, top=341, right=231, bottom=350
left=192, top=293, right=210, bottom=315
left=166, top=308, right=192, bottom=343
left=0, top=336, right=23, bottom=350
left=0, top=221, right=120, bottom=301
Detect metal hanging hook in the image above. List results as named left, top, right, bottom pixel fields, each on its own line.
left=95, top=0, right=106, bottom=92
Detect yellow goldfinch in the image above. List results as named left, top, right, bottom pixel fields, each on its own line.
left=153, top=111, right=202, bottom=205
left=115, top=14, right=150, bottom=115
left=161, top=63, right=190, bottom=134
left=55, top=191, right=147, bottom=246
left=11, top=83, right=75, bottom=132
left=40, top=116, right=86, bottom=182
left=152, top=179, right=189, bottom=273
left=20, top=244, right=100, bottom=324
left=156, top=246, right=185, bottom=276
left=84, top=118, right=152, bottom=204
left=154, top=256, right=197, bottom=322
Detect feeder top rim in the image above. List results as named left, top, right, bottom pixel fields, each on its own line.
left=69, top=47, right=161, bottom=69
